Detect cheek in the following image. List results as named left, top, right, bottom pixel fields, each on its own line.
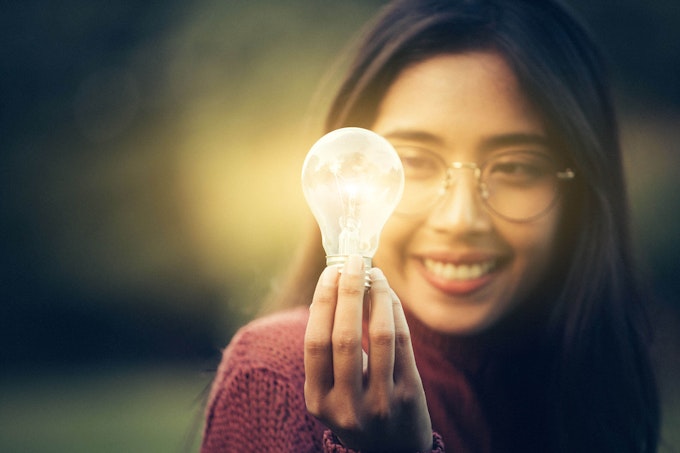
left=375, top=216, right=418, bottom=262
left=504, top=214, right=561, bottom=278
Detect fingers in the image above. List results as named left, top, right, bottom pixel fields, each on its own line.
left=305, top=264, right=340, bottom=394
left=366, top=268, right=395, bottom=391
left=331, top=255, right=366, bottom=393
left=390, top=287, right=419, bottom=385
left=367, top=269, right=419, bottom=390
left=305, top=255, right=366, bottom=401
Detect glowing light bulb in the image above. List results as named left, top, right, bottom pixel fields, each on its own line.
left=301, top=127, right=404, bottom=276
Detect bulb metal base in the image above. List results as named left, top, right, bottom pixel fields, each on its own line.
left=326, top=255, right=372, bottom=288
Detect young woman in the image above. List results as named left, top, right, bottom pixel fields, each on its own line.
left=201, top=0, right=660, bottom=452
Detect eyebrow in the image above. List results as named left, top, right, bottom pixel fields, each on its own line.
left=380, top=130, right=445, bottom=147
left=478, top=133, right=550, bottom=153
left=381, top=129, right=550, bottom=153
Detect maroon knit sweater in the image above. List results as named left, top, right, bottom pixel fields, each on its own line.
left=201, top=306, right=548, bottom=452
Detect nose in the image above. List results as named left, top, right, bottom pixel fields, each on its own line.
left=426, top=168, right=493, bottom=234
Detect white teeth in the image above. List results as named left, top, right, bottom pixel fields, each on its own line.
left=423, top=258, right=496, bottom=281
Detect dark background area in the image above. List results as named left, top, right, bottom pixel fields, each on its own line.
left=1, top=1, right=678, bottom=451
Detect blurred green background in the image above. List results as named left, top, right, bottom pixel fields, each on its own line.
left=1, top=1, right=678, bottom=452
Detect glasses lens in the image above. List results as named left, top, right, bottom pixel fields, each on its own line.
left=394, top=148, right=565, bottom=221
left=394, top=147, right=445, bottom=215
left=482, top=151, right=560, bottom=220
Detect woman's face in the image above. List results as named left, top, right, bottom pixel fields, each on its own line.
left=372, top=51, right=562, bottom=335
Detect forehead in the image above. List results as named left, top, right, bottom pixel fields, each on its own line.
left=372, top=51, right=546, bottom=153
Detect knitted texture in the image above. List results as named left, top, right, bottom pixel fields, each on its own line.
left=202, top=308, right=326, bottom=452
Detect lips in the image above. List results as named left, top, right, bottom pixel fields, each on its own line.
left=419, top=255, right=502, bottom=296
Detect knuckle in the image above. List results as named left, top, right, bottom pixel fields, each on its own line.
left=365, top=391, right=393, bottom=421
left=369, top=402, right=392, bottom=423
left=306, top=403, right=321, bottom=418
left=394, top=329, right=413, bottom=348
left=393, top=387, right=416, bottom=407
left=338, top=283, right=364, bottom=298
left=304, top=392, right=323, bottom=417
left=393, top=380, right=424, bottom=407
left=334, top=411, right=362, bottom=432
left=370, top=280, right=390, bottom=296
left=312, top=290, right=336, bottom=306
left=304, top=335, right=331, bottom=356
left=332, top=330, right=361, bottom=353
left=369, top=327, right=395, bottom=347
left=391, top=296, right=404, bottom=312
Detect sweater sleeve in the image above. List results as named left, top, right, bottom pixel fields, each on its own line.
left=201, top=309, right=326, bottom=452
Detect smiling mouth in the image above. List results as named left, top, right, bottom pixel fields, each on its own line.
left=423, top=258, right=498, bottom=281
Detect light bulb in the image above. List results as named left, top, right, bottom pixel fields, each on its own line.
left=301, top=127, right=404, bottom=278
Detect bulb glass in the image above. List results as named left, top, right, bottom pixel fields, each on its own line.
left=301, top=127, right=404, bottom=267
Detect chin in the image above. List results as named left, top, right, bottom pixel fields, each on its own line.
left=418, top=304, right=505, bottom=336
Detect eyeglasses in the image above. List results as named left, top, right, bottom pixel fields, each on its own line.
left=394, top=147, right=575, bottom=222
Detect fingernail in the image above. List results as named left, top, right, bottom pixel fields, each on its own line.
left=344, top=254, right=363, bottom=275
left=322, top=265, right=339, bottom=285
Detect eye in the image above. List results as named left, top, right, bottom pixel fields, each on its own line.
left=486, top=152, right=553, bottom=184
left=397, top=148, right=443, bottom=180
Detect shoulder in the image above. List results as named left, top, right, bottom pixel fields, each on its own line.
left=202, top=307, right=323, bottom=451
left=219, top=306, right=309, bottom=376
left=239, top=305, right=310, bottom=342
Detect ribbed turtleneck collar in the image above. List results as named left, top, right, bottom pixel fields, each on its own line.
left=403, top=304, right=546, bottom=377
left=398, top=304, right=552, bottom=453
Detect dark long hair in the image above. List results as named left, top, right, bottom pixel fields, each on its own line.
left=316, top=0, right=659, bottom=451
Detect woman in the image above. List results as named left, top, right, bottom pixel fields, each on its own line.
left=201, top=0, right=660, bottom=451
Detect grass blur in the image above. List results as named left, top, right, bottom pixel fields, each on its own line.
left=0, top=366, right=211, bottom=453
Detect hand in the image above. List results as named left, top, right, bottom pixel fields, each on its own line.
left=304, top=255, right=433, bottom=452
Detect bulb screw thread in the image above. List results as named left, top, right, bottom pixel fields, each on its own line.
left=326, top=255, right=372, bottom=288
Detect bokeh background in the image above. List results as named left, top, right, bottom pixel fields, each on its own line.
left=1, top=1, right=678, bottom=452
